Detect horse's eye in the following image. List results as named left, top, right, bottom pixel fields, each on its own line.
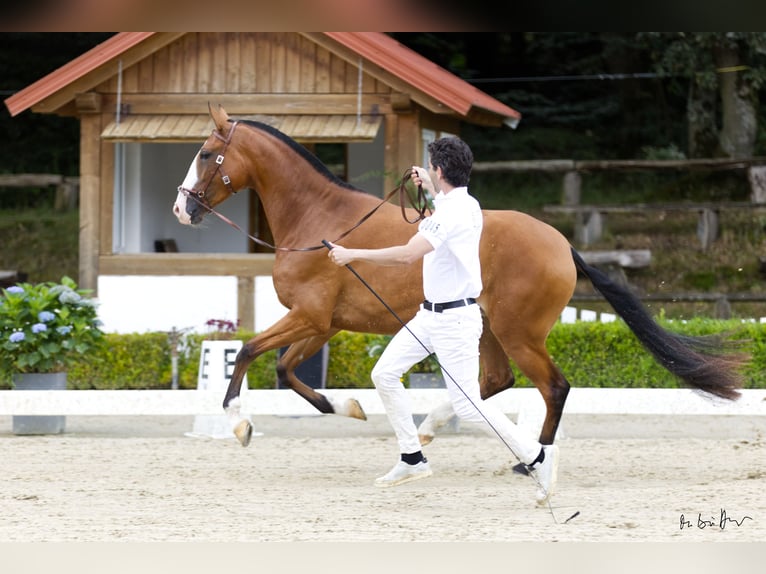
left=199, top=151, right=212, bottom=161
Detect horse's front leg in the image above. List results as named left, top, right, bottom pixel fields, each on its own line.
left=277, top=332, right=366, bottom=420
left=222, top=310, right=327, bottom=446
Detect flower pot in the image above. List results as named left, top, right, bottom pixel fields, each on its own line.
left=12, top=372, right=67, bottom=435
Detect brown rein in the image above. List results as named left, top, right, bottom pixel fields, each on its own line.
left=179, top=133, right=431, bottom=252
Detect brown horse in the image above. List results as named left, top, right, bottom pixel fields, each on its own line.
left=174, top=104, right=743, bottom=449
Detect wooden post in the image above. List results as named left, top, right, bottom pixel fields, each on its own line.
left=383, top=112, right=419, bottom=200
left=237, top=276, right=255, bottom=332
left=714, top=295, right=732, bottom=319
left=78, top=115, right=102, bottom=293
left=383, top=114, right=399, bottom=198
left=575, top=209, right=604, bottom=246
left=697, top=208, right=719, bottom=251
left=562, top=170, right=582, bottom=205
left=748, top=165, right=766, bottom=203
left=54, top=181, right=78, bottom=211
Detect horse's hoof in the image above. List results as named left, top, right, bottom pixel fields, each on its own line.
left=512, top=461, right=529, bottom=476
left=346, top=398, right=367, bottom=421
left=419, top=434, right=434, bottom=446
left=234, top=420, right=253, bottom=447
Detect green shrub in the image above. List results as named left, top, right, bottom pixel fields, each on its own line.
left=541, top=318, right=764, bottom=390
left=543, top=320, right=681, bottom=389
left=1, top=319, right=764, bottom=391
left=67, top=332, right=175, bottom=389
left=326, top=332, right=390, bottom=388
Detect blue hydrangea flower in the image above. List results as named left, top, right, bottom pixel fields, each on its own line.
left=56, top=326, right=73, bottom=335
left=31, top=323, right=48, bottom=333
left=38, top=311, right=56, bottom=322
left=6, top=286, right=24, bottom=294
left=9, top=332, right=25, bottom=343
left=58, top=290, right=82, bottom=305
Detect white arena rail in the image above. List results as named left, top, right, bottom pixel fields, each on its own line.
left=0, top=388, right=764, bottom=417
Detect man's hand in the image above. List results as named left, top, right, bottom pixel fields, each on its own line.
left=412, top=165, right=435, bottom=195
left=327, top=242, right=355, bottom=267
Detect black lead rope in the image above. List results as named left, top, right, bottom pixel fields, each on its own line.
left=322, top=240, right=573, bottom=523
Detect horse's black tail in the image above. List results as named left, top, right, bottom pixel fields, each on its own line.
left=571, top=247, right=744, bottom=400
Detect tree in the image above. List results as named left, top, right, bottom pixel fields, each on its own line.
left=0, top=33, right=112, bottom=177
left=643, top=32, right=766, bottom=158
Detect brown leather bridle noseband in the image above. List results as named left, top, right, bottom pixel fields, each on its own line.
left=177, top=121, right=240, bottom=205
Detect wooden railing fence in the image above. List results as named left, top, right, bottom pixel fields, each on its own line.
left=474, top=157, right=766, bottom=250
left=0, top=173, right=80, bottom=211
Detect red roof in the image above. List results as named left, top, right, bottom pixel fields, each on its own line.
left=326, top=33, right=520, bottom=126
left=5, top=32, right=521, bottom=127
left=4, top=33, right=153, bottom=117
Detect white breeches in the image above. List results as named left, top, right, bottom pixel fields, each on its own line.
left=371, top=305, right=541, bottom=464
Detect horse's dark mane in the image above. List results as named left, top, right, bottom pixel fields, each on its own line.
left=238, top=119, right=359, bottom=191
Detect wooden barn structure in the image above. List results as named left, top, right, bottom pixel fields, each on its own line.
left=5, top=32, right=520, bottom=332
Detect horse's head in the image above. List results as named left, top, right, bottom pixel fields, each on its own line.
left=173, top=104, right=246, bottom=225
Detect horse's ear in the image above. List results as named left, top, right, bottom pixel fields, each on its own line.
left=209, top=103, right=230, bottom=133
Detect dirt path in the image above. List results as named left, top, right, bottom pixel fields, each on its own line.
left=1, top=414, right=764, bottom=543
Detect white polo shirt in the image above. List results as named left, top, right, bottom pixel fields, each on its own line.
left=416, top=187, right=483, bottom=303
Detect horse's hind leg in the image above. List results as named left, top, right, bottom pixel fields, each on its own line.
left=499, top=340, right=570, bottom=476
left=477, top=312, right=516, bottom=400
left=277, top=331, right=367, bottom=421
left=507, top=341, right=570, bottom=446
left=418, top=317, right=514, bottom=445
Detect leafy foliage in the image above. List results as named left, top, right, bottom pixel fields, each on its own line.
left=326, top=331, right=390, bottom=388
left=67, top=332, right=175, bottom=390
left=0, top=209, right=79, bottom=282
left=4, top=320, right=759, bottom=391
left=0, top=33, right=113, bottom=180
left=0, top=276, right=104, bottom=377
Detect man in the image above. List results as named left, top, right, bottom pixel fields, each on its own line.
left=328, top=136, right=558, bottom=505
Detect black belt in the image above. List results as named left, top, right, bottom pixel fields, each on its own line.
left=422, top=298, right=476, bottom=313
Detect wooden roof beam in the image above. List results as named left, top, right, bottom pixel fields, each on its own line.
left=97, top=93, right=393, bottom=116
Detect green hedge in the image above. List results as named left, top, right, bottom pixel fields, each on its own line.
left=541, top=319, right=764, bottom=390
left=1, top=319, right=764, bottom=390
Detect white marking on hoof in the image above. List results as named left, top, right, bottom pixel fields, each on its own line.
left=327, top=396, right=367, bottom=420
left=225, top=397, right=242, bottom=422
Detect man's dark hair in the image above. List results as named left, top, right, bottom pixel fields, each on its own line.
left=427, top=136, right=473, bottom=188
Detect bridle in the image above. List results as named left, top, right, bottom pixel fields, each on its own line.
left=177, top=121, right=240, bottom=204
left=178, top=125, right=432, bottom=253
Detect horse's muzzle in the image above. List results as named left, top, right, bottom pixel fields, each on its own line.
left=175, top=186, right=208, bottom=225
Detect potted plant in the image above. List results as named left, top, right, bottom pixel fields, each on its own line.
left=0, top=276, right=104, bottom=434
